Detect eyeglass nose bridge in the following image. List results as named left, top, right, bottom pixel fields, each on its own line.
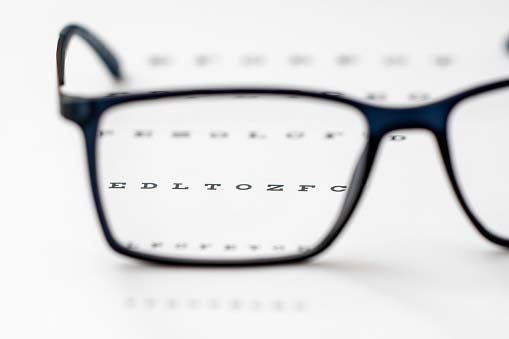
left=363, top=101, right=452, bottom=138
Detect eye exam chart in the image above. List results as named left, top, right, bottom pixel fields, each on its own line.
left=3, top=1, right=509, bottom=338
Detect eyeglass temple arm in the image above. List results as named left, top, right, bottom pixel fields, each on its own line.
left=57, top=24, right=123, bottom=86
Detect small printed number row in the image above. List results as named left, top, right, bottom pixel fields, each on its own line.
left=126, top=242, right=311, bottom=253
left=146, top=54, right=453, bottom=68
left=125, top=297, right=307, bottom=312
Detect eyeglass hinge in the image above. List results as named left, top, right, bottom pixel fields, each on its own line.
left=60, top=96, right=95, bottom=124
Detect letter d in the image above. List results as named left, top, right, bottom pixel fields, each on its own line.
left=140, top=182, right=158, bottom=189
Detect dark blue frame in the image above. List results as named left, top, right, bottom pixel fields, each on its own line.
left=57, top=24, right=509, bottom=266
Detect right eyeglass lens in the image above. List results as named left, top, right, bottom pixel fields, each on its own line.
left=449, top=86, right=509, bottom=239
left=96, top=94, right=368, bottom=262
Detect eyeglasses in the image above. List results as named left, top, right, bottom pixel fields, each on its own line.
left=57, top=24, right=509, bottom=266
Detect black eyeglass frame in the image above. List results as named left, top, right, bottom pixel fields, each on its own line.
left=57, top=24, right=509, bottom=266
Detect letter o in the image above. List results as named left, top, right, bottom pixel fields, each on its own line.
left=236, top=184, right=252, bottom=191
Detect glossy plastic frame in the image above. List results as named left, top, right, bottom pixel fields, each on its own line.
left=57, top=24, right=509, bottom=266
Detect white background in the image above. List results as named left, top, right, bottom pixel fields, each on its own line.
left=2, top=0, right=509, bottom=338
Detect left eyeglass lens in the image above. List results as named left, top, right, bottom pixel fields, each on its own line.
left=448, top=86, right=509, bottom=240
left=96, top=94, right=368, bottom=262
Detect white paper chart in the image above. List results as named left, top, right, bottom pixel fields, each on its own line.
left=3, top=1, right=509, bottom=338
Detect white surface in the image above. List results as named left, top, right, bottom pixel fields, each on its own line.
left=2, top=0, right=509, bottom=338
